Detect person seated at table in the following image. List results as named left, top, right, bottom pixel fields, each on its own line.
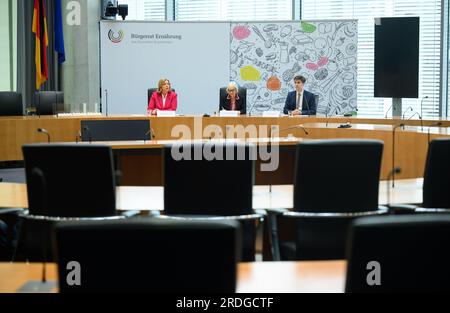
left=219, top=82, right=246, bottom=115
left=147, top=78, right=178, bottom=115
left=283, top=75, right=316, bottom=116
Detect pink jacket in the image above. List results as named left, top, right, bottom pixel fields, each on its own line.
left=148, top=91, right=178, bottom=112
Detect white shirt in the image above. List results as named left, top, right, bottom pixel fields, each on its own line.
left=162, top=94, right=167, bottom=109
left=296, top=91, right=304, bottom=110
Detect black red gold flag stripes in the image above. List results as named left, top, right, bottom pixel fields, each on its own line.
left=32, top=0, right=49, bottom=90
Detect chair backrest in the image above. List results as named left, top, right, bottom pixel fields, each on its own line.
left=163, top=142, right=255, bottom=216
left=0, top=92, right=23, bottom=116
left=346, top=215, right=450, bottom=292
left=147, top=88, right=175, bottom=104
left=80, top=119, right=150, bottom=141
left=34, top=91, right=64, bottom=115
left=422, top=138, right=450, bottom=208
left=55, top=218, right=241, bottom=293
left=22, top=144, right=116, bottom=217
left=279, top=139, right=384, bottom=260
left=294, top=139, right=383, bottom=213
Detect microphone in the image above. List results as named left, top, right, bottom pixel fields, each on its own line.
left=402, top=106, right=414, bottom=120
left=105, top=89, right=109, bottom=117
left=144, top=128, right=156, bottom=142
left=386, top=167, right=401, bottom=210
left=406, top=111, right=423, bottom=131
left=37, top=128, right=51, bottom=143
left=428, top=122, right=442, bottom=144
left=271, top=124, right=309, bottom=138
left=83, top=126, right=93, bottom=143
left=420, top=96, right=428, bottom=121
left=392, top=124, right=405, bottom=187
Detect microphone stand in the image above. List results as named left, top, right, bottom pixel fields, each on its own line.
left=385, top=104, right=393, bottom=118
left=325, top=105, right=338, bottom=128
left=420, top=96, right=428, bottom=123
left=105, top=89, right=109, bottom=117
left=386, top=167, right=401, bottom=211
left=392, top=124, right=404, bottom=187
left=401, top=106, right=413, bottom=130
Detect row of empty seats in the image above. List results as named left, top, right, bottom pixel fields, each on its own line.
left=0, top=91, right=64, bottom=116
left=1, top=138, right=450, bottom=291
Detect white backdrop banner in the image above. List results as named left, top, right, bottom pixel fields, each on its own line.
left=100, top=20, right=357, bottom=116
left=100, top=21, right=230, bottom=115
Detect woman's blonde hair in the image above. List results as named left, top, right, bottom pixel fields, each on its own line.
left=226, top=82, right=239, bottom=94
left=157, top=79, right=171, bottom=94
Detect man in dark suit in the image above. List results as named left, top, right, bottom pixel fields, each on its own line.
left=219, top=82, right=246, bottom=115
left=283, top=75, right=316, bottom=115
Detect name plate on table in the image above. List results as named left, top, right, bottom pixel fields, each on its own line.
left=156, top=110, right=176, bottom=117
left=219, top=110, right=240, bottom=117
left=262, top=111, right=281, bottom=117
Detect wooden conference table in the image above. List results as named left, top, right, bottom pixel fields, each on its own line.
left=0, top=178, right=423, bottom=211
left=2, top=115, right=450, bottom=181
left=0, top=260, right=347, bottom=293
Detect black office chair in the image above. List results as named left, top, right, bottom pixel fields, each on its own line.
left=55, top=218, right=241, bottom=293
left=161, top=142, right=263, bottom=261
left=14, top=144, right=129, bottom=262
left=346, top=215, right=450, bottom=292
left=0, top=92, right=23, bottom=116
left=219, top=87, right=247, bottom=114
left=80, top=119, right=151, bottom=142
left=147, top=88, right=175, bottom=105
left=34, top=91, right=64, bottom=115
left=271, top=139, right=388, bottom=261
left=391, top=138, right=450, bottom=214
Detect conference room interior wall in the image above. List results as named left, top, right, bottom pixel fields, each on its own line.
left=0, top=0, right=14, bottom=91
left=61, top=0, right=100, bottom=113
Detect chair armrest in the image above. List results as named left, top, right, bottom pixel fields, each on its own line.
left=388, top=204, right=418, bottom=215
left=0, top=208, right=25, bottom=215
left=23, top=214, right=126, bottom=222
left=281, top=207, right=389, bottom=218
left=415, top=207, right=450, bottom=213
left=155, top=213, right=264, bottom=222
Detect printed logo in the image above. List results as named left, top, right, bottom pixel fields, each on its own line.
left=108, top=29, right=124, bottom=44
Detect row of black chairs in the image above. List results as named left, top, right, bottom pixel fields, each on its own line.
left=0, top=91, right=64, bottom=116
left=2, top=139, right=450, bottom=291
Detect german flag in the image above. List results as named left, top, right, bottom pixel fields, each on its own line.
left=32, top=0, right=49, bottom=90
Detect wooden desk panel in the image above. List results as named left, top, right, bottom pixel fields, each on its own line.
left=0, top=179, right=423, bottom=211
left=2, top=116, right=449, bottom=181
left=0, top=261, right=346, bottom=293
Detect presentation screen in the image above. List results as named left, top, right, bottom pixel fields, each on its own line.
left=374, top=17, right=419, bottom=99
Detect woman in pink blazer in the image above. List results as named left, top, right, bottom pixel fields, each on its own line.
left=147, top=78, right=178, bottom=115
